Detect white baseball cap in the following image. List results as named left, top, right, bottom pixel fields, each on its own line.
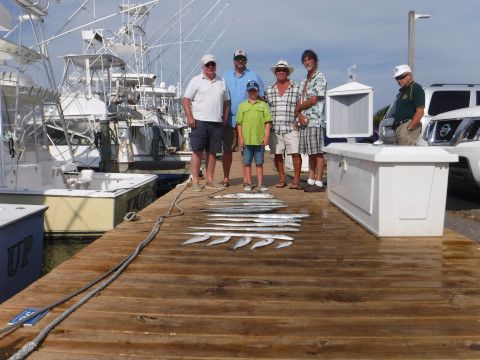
left=201, top=54, right=216, bottom=65
left=234, top=49, right=247, bottom=58
left=393, top=64, right=411, bottom=78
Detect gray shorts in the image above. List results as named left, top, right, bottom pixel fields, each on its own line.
left=269, top=130, right=300, bottom=155
left=190, top=120, right=223, bottom=153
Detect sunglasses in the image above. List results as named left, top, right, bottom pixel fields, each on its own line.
left=395, top=73, right=409, bottom=81
left=204, top=62, right=216, bottom=68
left=234, top=56, right=247, bottom=62
left=275, top=67, right=289, bottom=73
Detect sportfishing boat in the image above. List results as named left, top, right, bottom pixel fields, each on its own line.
left=0, top=0, right=157, bottom=237
left=0, top=2, right=47, bottom=304
left=46, top=2, right=190, bottom=171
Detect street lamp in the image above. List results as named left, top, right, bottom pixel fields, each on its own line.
left=408, top=10, right=431, bottom=74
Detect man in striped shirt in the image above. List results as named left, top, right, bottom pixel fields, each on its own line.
left=265, top=60, right=302, bottom=189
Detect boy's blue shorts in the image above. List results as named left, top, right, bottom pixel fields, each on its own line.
left=243, top=145, right=264, bottom=166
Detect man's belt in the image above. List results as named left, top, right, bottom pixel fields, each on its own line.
left=392, top=119, right=411, bottom=130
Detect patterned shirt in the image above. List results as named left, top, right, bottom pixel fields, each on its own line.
left=298, top=70, right=327, bottom=128
left=265, top=81, right=300, bottom=135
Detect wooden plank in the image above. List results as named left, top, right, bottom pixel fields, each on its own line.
left=1, top=151, right=480, bottom=359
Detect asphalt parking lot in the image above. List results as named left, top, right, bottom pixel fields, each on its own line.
left=445, top=190, right=480, bottom=242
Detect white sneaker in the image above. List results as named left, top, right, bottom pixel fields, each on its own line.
left=243, top=184, right=252, bottom=192
left=259, top=185, right=269, bottom=192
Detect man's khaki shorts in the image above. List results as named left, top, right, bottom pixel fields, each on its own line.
left=269, top=130, right=300, bottom=155
left=395, top=120, right=421, bottom=146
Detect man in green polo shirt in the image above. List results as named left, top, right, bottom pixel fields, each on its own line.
left=392, top=64, right=425, bottom=145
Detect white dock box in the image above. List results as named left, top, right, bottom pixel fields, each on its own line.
left=324, top=143, right=458, bottom=237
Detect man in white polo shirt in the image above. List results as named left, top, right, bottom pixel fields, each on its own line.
left=182, top=54, right=230, bottom=191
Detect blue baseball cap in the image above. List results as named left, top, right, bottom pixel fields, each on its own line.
left=246, top=80, right=259, bottom=91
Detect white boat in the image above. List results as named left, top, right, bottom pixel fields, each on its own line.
left=0, top=203, right=47, bottom=304
left=0, top=1, right=158, bottom=237
left=46, top=2, right=191, bottom=170
left=0, top=158, right=157, bottom=237
left=0, top=1, right=47, bottom=305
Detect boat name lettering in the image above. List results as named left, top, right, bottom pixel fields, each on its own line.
left=127, top=186, right=155, bottom=212
left=7, top=235, right=33, bottom=277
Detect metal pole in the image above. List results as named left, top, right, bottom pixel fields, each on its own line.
left=0, top=87, right=5, bottom=186
left=179, top=0, right=182, bottom=96
left=408, top=10, right=415, bottom=73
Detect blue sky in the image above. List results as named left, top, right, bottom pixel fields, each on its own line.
left=3, top=0, right=480, bottom=112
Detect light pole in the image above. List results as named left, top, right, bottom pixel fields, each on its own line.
left=408, top=10, right=431, bottom=74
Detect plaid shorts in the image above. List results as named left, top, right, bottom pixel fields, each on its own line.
left=299, top=126, right=324, bottom=155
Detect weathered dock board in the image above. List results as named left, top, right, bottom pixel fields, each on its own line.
left=1, top=153, right=480, bottom=359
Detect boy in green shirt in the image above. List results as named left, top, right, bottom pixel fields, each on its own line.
left=237, top=80, right=272, bottom=192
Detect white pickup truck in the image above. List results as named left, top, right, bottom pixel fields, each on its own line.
left=423, top=105, right=480, bottom=193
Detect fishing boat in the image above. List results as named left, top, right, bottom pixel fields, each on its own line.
left=46, top=2, right=190, bottom=171
left=0, top=3, right=47, bottom=304
left=0, top=204, right=47, bottom=304
left=0, top=0, right=158, bottom=237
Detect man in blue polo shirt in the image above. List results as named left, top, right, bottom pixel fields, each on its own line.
left=222, top=49, right=265, bottom=186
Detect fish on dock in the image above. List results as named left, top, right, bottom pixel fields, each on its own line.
left=231, top=237, right=252, bottom=250
left=251, top=237, right=275, bottom=250
left=183, top=232, right=294, bottom=241
left=182, top=234, right=211, bottom=245
left=208, top=213, right=309, bottom=219
left=213, top=193, right=275, bottom=199
left=206, top=217, right=301, bottom=224
left=276, top=241, right=293, bottom=249
left=206, top=236, right=232, bottom=246
left=206, top=201, right=284, bottom=207
left=200, top=206, right=287, bottom=213
left=207, top=222, right=301, bottom=227
left=189, top=226, right=299, bottom=232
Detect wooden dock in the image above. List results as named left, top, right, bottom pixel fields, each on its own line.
left=1, top=153, right=480, bottom=359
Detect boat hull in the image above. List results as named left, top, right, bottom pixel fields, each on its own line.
left=0, top=174, right=157, bottom=237
left=0, top=204, right=47, bottom=304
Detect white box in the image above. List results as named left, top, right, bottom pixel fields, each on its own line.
left=326, top=82, right=373, bottom=138
left=324, top=143, right=458, bottom=237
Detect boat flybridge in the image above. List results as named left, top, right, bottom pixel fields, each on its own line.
left=0, top=5, right=157, bottom=237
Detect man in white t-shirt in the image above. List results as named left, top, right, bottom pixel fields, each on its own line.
left=182, top=54, right=230, bottom=191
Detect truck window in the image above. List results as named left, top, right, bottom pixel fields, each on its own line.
left=476, top=91, right=480, bottom=105
left=428, top=91, right=470, bottom=116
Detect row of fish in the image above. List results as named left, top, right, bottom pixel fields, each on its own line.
left=181, top=193, right=308, bottom=251
left=182, top=232, right=293, bottom=250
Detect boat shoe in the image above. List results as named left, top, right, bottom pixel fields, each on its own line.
left=192, top=182, right=202, bottom=192
left=304, top=184, right=326, bottom=192
left=206, top=182, right=226, bottom=190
